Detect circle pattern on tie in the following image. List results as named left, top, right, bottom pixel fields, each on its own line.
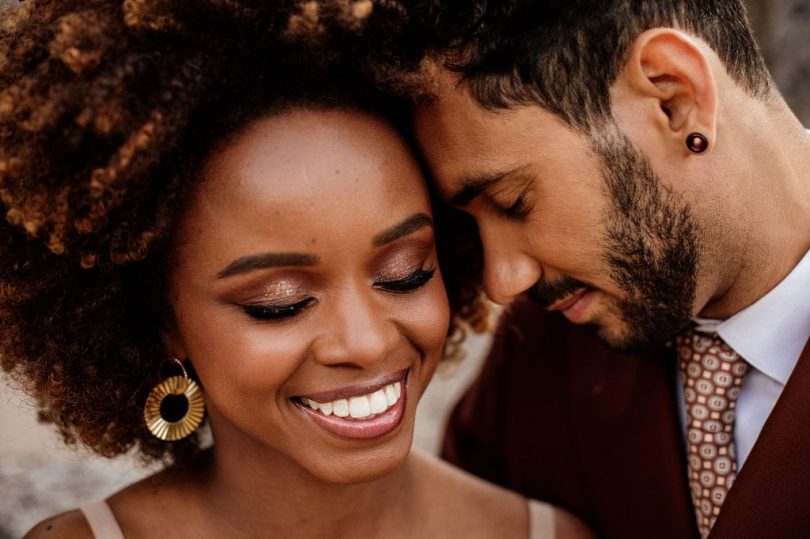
left=675, top=331, right=749, bottom=537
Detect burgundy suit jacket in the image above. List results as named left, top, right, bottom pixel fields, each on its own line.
left=441, top=299, right=810, bottom=538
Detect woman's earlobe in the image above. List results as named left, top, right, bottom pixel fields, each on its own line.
left=160, top=328, right=187, bottom=361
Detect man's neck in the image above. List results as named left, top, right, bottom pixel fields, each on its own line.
left=698, top=96, right=810, bottom=320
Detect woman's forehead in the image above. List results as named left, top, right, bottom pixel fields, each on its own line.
left=174, top=107, right=431, bottom=269
left=200, top=108, right=422, bottom=203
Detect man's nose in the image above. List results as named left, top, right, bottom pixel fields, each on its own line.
left=480, top=228, right=541, bottom=305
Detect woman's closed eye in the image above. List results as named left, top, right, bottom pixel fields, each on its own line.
left=375, top=265, right=436, bottom=293
left=242, top=297, right=316, bottom=320
left=239, top=265, right=435, bottom=321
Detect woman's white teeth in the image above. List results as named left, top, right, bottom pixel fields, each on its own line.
left=333, top=399, right=349, bottom=418
left=369, top=390, right=387, bottom=414
left=349, top=396, right=370, bottom=418
left=301, top=382, right=402, bottom=420
left=384, top=385, right=397, bottom=406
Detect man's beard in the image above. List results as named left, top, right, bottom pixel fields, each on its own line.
left=528, top=126, right=699, bottom=350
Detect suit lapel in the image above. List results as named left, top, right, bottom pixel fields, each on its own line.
left=711, top=338, right=810, bottom=537
left=568, top=336, right=697, bottom=538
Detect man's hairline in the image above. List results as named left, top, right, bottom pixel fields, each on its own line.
left=410, top=24, right=774, bottom=132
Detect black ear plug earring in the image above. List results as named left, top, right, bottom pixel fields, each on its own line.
left=686, top=132, right=709, bottom=153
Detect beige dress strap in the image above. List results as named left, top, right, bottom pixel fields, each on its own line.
left=528, top=499, right=555, bottom=539
left=79, top=500, right=125, bottom=539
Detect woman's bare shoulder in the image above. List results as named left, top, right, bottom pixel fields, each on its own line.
left=409, top=449, right=521, bottom=502
left=408, top=450, right=528, bottom=536
left=409, top=450, right=595, bottom=538
left=23, top=464, right=193, bottom=539
left=113, top=460, right=218, bottom=537
left=23, top=510, right=93, bottom=539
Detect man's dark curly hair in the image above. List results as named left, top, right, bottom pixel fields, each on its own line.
left=399, top=0, right=771, bottom=130
left=0, top=0, right=484, bottom=463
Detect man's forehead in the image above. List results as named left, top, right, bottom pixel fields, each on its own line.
left=415, top=112, right=531, bottom=205
left=414, top=79, right=515, bottom=165
left=415, top=67, right=567, bottom=143
left=420, top=68, right=496, bottom=121
left=414, top=78, right=551, bottom=173
left=413, top=107, right=507, bottom=198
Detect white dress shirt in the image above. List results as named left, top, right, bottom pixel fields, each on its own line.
left=684, top=247, right=810, bottom=469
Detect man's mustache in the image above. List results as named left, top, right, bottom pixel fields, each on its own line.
left=525, top=276, right=589, bottom=308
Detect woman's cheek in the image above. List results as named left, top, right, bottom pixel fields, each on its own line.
left=182, top=310, right=308, bottom=399
left=404, top=275, right=451, bottom=359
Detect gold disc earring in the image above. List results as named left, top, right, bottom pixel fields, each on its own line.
left=143, top=357, right=205, bottom=441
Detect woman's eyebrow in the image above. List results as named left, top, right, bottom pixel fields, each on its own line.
left=216, top=252, right=318, bottom=279
left=215, top=213, right=431, bottom=278
left=372, top=213, right=433, bottom=247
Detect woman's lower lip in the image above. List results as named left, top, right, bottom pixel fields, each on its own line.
left=561, top=289, right=594, bottom=323
left=294, top=386, right=407, bottom=441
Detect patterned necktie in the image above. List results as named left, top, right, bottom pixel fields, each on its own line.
left=675, top=331, right=749, bottom=538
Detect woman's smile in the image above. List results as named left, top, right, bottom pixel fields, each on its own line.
left=293, top=368, right=409, bottom=440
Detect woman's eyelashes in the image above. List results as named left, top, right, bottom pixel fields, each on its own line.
left=240, top=263, right=437, bottom=320
left=374, top=265, right=436, bottom=293
left=243, top=297, right=316, bottom=320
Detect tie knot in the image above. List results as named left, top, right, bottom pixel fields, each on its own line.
left=676, top=331, right=749, bottom=391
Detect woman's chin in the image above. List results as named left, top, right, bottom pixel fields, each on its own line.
left=302, top=432, right=414, bottom=485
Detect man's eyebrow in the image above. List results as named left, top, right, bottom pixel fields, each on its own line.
left=372, top=213, right=433, bottom=247
left=216, top=252, right=318, bottom=279
left=450, top=165, right=531, bottom=207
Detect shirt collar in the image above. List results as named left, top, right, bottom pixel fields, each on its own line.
left=692, top=247, right=810, bottom=385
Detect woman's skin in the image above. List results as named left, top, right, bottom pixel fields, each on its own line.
left=167, top=107, right=450, bottom=488
left=27, top=107, right=551, bottom=538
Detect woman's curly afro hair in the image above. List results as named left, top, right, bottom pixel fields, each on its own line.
left=0, top=0, right=484, bottom=463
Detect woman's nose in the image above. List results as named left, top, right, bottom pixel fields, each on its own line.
left=310, top=286, right=399, bottom=368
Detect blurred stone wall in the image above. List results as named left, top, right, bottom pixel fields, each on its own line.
left=746, top=0, right=810, bottom=123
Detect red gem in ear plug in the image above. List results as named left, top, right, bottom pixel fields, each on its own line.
left=687, top=132, right=708, bottom=153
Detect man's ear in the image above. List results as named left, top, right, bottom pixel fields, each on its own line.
left=613, top=28, right=718, bottom=154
